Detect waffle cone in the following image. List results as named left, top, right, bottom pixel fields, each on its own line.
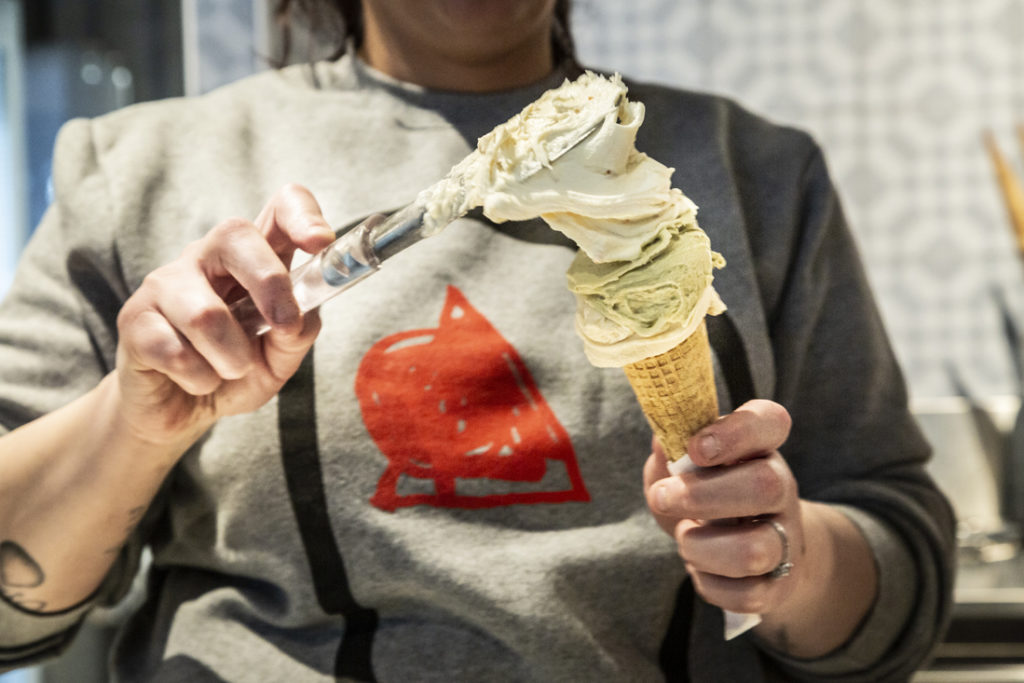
left=623, top=319, right=718, bottom=462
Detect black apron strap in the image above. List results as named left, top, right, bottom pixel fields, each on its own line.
left=707, top=312, right=756, bottom=409
left=278, top=349, right=378, bottom=682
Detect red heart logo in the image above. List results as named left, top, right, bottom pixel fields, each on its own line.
left=357, top=286, right=590, bottom=511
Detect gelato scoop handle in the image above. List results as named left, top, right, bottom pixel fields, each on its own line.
left=230, top=202, right=427, bottom=336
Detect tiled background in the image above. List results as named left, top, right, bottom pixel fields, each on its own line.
left=182, top=0, right=1024, bottom=400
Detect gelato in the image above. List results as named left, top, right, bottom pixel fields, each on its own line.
left=421, top=72, right=726, bottom=462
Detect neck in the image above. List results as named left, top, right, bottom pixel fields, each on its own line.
left=358, top=18, right=555, bottom=93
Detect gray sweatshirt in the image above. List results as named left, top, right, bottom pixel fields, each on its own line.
left=0, top=56, right=954, bottom=682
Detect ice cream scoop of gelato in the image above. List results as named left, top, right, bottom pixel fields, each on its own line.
left=422, top=71, right=725, bottom=368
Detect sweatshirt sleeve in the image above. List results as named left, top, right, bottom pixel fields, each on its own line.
left=754, top=145, right=956, bottom=681
left=0, top=118, right=138, bottom=670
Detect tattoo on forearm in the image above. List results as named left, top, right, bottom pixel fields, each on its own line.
left=1, top=506, right=146, bottom=611
left=103, top=505, right=147, bottom=555
left=0, top=540, right=47, bottom=610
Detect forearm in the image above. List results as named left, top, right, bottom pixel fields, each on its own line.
left=754, top=501, right=878, bottom=659
left=0, top=372, right=196, bottom=612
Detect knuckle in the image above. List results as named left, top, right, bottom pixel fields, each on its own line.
left=179, top=371, right=222, bottom=397
left=143, top=332, right=188, bottom=370
left=156, top=346, right=221, bottom=395
left=210, top=217, right=253, bottom=241
left=119, top=304, right=167, bottom=354
left=180, top=238, right=204, bottom=261
left=674, top=531, right=687, bottom=557
left=674, top=523, right=695, bottom=553
left=279, top=181, right=307, bottom=196
left=734, top=591, right=770, bottom=616
left=164, top=350, right=201, bottom=382
left=741, top=537, right=774, bottom=575
left=184, top=302, right=232, bottom=333
left=116, top=299, right=143, bottom=334
left=644, top=484, right=661, bottom=512
left=736, top=410, right=761, bottom=439
left=732, top=400, right=792, bottom=450
left=770, top=402, right=793, bottom=433
left=642, top=455, right=658, bottom=489
left=676, top=483, right=706, bottom=514
left=751, top=399, right=792, bottom=440
left=750, top=462, right=786, bottom=508
left=253, top=268, right=292, bottom=295
left=128, top=320, right=190, bottom=375
left=138, top=266, right=175, bottom=294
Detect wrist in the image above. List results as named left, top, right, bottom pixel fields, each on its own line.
left=102, top=371, right=214, bottom=461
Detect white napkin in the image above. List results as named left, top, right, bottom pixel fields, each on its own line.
left=666, top=456, right=763, bottom=640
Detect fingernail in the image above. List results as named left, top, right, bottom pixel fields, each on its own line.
left=309, top=219, right=333, bottom=239
left=271, top=302, right=299, bottom=326
left=699, top=433, right=720, bottom=462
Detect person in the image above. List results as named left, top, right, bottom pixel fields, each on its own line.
left=0, top=1, right=954, bottom=680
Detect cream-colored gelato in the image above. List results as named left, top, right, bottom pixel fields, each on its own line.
left=420, top=71, right=724, bottom=367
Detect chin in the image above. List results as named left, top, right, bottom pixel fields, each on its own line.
left=437, top=0, right=556, bottom=33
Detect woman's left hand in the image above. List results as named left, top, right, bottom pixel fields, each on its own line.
left=643, top=399, right=879, bottom=658
left=643, top=399, right=801, bottom=617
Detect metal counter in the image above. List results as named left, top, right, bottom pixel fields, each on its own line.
left=916, top=554, right=1024, bottom=681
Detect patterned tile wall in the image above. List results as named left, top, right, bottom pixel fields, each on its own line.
left=574, top=0, right=1024, bottom=399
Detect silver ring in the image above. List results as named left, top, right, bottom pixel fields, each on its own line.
left=766, top=520, right=794, bottom=579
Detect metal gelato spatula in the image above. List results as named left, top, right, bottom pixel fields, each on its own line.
left=231, top=118, right=605, bottom=336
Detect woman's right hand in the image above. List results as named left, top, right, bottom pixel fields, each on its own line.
left=114, top=183, right=337, bottom=449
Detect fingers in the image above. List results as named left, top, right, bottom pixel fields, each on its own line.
left=687, top=567, right=782, bottom=616
left=244, top=184, right=336, bottom=334
left=119, top=184, right=334, bottom=396
left=260, top=307, right=322, bottom=383
left=643, top=441, right=677, bottom=535
left=647, top=451, right=795, bottom=522
left=641, top=400, right=802, bottom=615
left=687, top=399, right=792, bottom=468
left=194, top=218, right=305, bottom=335
left=162, top=183, right=335, bottom=341
left=117, top=304, right=224, bottom=396
left=254, top=183, right=337, bottom=257
left=675, top=518, right=802, bottom=614
left=642, top=437, right=670, bottom=489
left=677, top=518, right=786, bottom=579
left=120, top=254, right=263, bottom=395
left=678, top=518, right=793, bottom=614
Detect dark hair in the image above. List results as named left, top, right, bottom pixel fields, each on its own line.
left=273, top=0, right=578, bottom=69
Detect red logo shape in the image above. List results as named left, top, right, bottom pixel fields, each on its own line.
left=357, top=286, right=590, bottom=511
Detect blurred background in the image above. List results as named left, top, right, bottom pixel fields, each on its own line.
left=1, top=0, right=1023, bottom=680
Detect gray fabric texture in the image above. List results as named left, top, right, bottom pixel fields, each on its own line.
left=0, top=55, right=954, bottom=682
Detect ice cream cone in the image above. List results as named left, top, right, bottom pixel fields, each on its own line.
left=622, top=319, right=718, bottom=462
